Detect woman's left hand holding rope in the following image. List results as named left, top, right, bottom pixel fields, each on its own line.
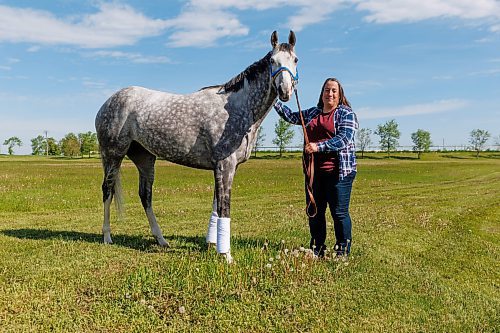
left=304, top=142, right=318, bottom=154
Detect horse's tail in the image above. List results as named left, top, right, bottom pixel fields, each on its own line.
left=99, top=148, right=126, bottom=220
left=114, top=172, right=125, bottom=220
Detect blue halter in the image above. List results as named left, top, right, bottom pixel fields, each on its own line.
left=270, top=65, right=299, bottom=85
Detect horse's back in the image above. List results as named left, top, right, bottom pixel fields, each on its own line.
left=95, top=86, right=228, bottom=168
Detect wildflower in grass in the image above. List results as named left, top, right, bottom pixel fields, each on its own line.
left=266, top=263, right=272, bottom=269
left=179, top=306, right=186, bottom=314
left=299, top=246, right=305, bottom=252
left=275, top=254, right=281, bottom=260
left=269, top=257, right=274, bottom=262
left=284, top=248, right=289, bottom=255
left=304, top=249, right=316, bottom=259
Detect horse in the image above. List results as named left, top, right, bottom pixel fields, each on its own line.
left=95, top=31, right=299, bottom=263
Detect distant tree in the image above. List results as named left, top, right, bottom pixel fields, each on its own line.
left=469, top=129, right=490, bottom=158
left=375, top=119, right=400, bottom=157
left=61, top=133, right=80, bottom=158
left=356, top=128, right=372, bottom=158
left=253, top=126, right=266, bottom=157
left=78, top=131, right=98, bottom=158
left=46, top=137, right=61, bottom=156
left=272, top=118, right=295, bottom=158
left=411, top=129, right=432, bottom=159
left=31, top=135, right=45, bottom=155
left=3, top=136, right=22, bottom=155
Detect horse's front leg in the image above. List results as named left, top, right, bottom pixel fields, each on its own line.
left=214, top=157, right=237, bottom=264
left=206, top=190, right=218, bottom=247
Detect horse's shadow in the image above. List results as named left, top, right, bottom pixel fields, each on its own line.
left=0, top=228, right=266, bottom=253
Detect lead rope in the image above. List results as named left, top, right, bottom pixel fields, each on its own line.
left=294, top=88, right=317, bottom=217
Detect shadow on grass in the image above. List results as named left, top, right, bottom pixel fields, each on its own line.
left=440, top=154, right=472, bottom=159
left=358, top=155, right=418, bottom=160
left=0, top=228, right=268, bottom=253
left=0, top=228, right=200, bottom=252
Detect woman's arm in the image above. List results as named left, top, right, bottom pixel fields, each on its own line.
left=274, top=101, right=320, bottom=125
left=317, top=106, right=358, bottom=152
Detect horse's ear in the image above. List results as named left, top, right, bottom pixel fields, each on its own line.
left=271, top=31, right=278, bottom=48
left=288, top=30, right=296, bottom=48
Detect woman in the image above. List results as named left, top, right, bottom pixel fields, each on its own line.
left=274, top=77, right=358, bottom=257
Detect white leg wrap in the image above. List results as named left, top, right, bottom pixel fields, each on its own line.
left=206, top=211, right=218, bottom=244
left=216, top=217, right=230, bottom=254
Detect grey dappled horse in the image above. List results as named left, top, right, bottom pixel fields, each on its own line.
left=95, top=31, right=298, bottom=263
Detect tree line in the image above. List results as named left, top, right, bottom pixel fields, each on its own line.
left=2, top=121, right=497, bottom=158
left=2, top=132, right=98, bottom=157
left=356, top=119, right=494, bottom=158
left=253, top=118, right=497, bottom=158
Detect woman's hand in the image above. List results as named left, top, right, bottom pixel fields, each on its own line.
left=304, top=142, right=318, bottom=154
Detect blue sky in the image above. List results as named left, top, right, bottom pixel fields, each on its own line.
left=0, top=0, right=499, bottom=155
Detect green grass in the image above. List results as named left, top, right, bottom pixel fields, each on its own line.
left=0, top=153, right=498, bottom=332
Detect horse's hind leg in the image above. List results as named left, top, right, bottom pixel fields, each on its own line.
left=101, top=156, right=125, bottom=244
left=127, top=142, right=169, bottom=247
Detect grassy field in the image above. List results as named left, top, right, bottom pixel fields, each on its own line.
left=0, top=152, right=498, bottom=332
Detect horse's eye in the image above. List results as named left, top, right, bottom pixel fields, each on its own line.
left=294, top=57, right=298, bottom=64
left=270, top=58, right=275, bottom=64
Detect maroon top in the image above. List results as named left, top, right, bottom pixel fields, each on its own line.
left=306, top=110, right=337, bottom=173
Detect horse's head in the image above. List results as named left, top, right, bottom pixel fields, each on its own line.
left=270, top=30, right=298, bottom=102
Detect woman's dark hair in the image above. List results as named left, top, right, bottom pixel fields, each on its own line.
left=316, top=77, right=351, bottom=109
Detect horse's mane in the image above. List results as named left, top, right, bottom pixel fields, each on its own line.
left=222, top=51, right=272, bottom=93
left=200, top=51, right=273, bottom=93
left=200, top=43, right=294, bottom=93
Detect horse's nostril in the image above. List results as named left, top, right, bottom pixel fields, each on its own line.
left=278, top=86, right=284, bottom=96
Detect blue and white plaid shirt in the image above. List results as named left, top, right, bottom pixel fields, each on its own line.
left=274, top=101, right=358, bottom=180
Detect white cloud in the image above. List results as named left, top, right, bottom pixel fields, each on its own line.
left=2, top=1, right=499, bottom=50
left=163, top=8, right=249, bottom=47
left=163, top=0, right=345, bottom=47
left=0, top=3, right=169, bottom=48
left=490, top=24, right=500, bottom=32
left=353, top=0, right=500, bottom=24
left=356, top=99, right=468, bottom=119
left=286, top=1, right=345, bottom=31
left=27, top=46, right=41, bottom=52
left=89, top=51, right=173, bottom=64
left=469, top=68, right=500, bottom=76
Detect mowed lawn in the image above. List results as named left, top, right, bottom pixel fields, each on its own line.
left=0, top=153, right=498, bottom=332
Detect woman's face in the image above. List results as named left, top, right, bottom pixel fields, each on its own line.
left=322, top=80, right=340, bottom=111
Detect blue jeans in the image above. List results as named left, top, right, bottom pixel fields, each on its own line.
left=306, top=170, right=356, bottom=256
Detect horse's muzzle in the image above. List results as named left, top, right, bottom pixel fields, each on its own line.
left=278, top=85, right=292, bottom=102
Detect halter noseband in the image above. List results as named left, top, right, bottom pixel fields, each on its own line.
left=270, top=64, right=299, bottom=87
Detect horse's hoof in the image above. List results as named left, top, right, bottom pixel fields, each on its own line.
left=223, top=253, right=234, bottom=264
left=103, top=235, right=113, bottom=244
left=157, top=237, right=170, bottom=248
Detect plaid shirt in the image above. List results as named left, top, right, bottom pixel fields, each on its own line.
left=274, top=101, right=358, bottom=180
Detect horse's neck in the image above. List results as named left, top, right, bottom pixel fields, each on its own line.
left=231, top=72, right=277, bottom=123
